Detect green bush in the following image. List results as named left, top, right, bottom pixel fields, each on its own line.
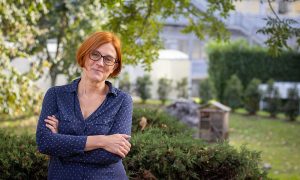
left=0, top=130, right=48, bottom=179
left=157, top=77, right=172, bottom=105
left=265, top=79, right=281, bottom=118
left=0, top=108, right=267, bottom=179
left=284, top=86, right=300, bottom=121
left=125, top=128, right=267, bottom=180
left=176, top=77, right=188, bottom=99
left=199, top=78, right=217, bottom=104
left=132, top=108, right=192, bottom=136
left=136, top=75, right=152, bottom=103
left=244, top=78, right=262, bottom=115
left=223, top=75, right=243, bottom=111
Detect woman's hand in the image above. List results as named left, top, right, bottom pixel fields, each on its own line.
left=102, top=134, right=131, bottom=158
left=45, top=115, right=59, bottom=133
left=85, top=134, right=131, bottom=158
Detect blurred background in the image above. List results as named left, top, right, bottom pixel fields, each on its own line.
left=1, top=0, right=300, bottom=179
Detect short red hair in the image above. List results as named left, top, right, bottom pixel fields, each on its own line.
left=76, top=31, right=122, bottom=78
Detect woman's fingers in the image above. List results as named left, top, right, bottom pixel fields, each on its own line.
left=117, top=146, right=127, bottom=158
left=45, top=123, right=56, bottom=133
left=44, top=115, right=59, bottom=133
left=44, top=119, right=57, bottom=127
left=47, top=116, right=59, bottom=124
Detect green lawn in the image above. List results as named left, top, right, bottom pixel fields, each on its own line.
left=229, top=113, right=300, bottom=179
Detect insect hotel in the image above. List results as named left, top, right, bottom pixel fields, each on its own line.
left=198, top=101, right=231, bottom=142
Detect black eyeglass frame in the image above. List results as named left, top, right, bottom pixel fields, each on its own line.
left=89, top=50, right=119, bottom=66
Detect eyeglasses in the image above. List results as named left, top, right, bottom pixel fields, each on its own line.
left=89, top=50, right=118, bottom=66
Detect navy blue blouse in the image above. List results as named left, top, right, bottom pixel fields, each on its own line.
left=36, top=78, right=133, bottom=180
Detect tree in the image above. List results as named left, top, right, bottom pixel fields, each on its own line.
left=0, top=1, right=46, bottom=116
left=257, top=0, right=300, bottom=56
left=119, top=72, right=131, bottom=93
left=265, top=79, right=281, bottom=118
left=199, top=78, right=216, bottom=104
left=284, top=85, right=299, bottom=121
left=136, top=75, right=152, bottom=103
left=223, top=75, right=243, bottom=112
left=244, top=78, right=262, bottom=115
left=157, top=77, right=172, bottom=105
left=176, top=77, right=188, bottom=99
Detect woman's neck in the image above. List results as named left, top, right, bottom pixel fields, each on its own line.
left=78, top=76, right=107, bottom=97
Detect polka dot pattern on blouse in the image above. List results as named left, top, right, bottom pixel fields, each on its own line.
left=36, top=78, right=132, bottom=180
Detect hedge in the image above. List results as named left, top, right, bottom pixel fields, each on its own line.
left=207, top=40, right=300, bottom=102
left=0, top=108, right=268, bottom=179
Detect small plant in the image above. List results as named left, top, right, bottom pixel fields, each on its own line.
left=223, top=74, right=243, bottom=112
left=136, top=75, right=152, bottom=103
left=244, top=78, right=262, bottom=115
left=199, top=78, right=216, bottom=104
left=119, top=72, right=131, bottom=93
left=265, top=79, right=281, bottom=118
left=284, top=85, right=299, bottom=121
left=157, top=77, right=172, bottom=105
left=176, top=77, right=188, bottom=99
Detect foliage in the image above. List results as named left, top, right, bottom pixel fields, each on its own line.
left=257, top=0, right=300, bottom=56
left=244, top=78, right=262, bottom=115
left=284, top=85, right=300, bottom=121
left=176, top=77, right=188, bottom=99
left=223, top=74, right=243, bottom=111
left=207, top=39, right=300, bottom=102
left=157, top=77, right=172, bottom=105
left=1, top=0, right=237, bottom=86
left=0, top=130, right=48, bottom=179
left=0, top=108, right=267, bottom=180
left=0, top=1, right=45, bottom=116
left=119, top=72, right=131, bottom=93
left=264, top=79, right=281, bottom=118
left=199, top=78, right=216, bottom=104
left=132, top=108, right=192, bottom=135
left=136, top=75, right=152, bottom=103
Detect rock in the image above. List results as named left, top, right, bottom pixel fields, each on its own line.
left=165, top=99, right=200, bottom=128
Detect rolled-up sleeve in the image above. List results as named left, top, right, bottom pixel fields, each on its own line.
left=36, top=87, right=87, bottom=157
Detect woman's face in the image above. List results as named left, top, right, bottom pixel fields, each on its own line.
left=83, top=43, right=118, bottom=83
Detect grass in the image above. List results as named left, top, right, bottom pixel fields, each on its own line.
left=229, top=113, right=300, bottom=179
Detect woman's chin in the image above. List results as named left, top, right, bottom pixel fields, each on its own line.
left=89, top=74, right=105, bottom=82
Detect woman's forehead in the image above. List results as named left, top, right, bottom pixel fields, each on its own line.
left=95, top=43, right=117, bottom=57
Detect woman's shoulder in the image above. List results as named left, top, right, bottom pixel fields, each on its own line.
left=114, top=88, right=132, bottom=102
left=48, top=78, right=80, bottom=93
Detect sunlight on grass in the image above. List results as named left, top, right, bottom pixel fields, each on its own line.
left=229, top=113, right=300, bottom=179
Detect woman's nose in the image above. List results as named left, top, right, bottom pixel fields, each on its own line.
left=96, top=57, right=105, bottom=66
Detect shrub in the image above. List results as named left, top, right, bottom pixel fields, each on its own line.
left=199, top=78, right=216, bottom=104
left=223, top=75, right=243, bottom=112
left=136, top=75, right=152, bottom=103
left=284, top=85, right=300, bottom=121
left=0, top=108, right=267, bottom=179
left=132, top=108, right=192, bottom=136
left=157, top=77, right=172, bottom=105
left=265, top=79, right=281, bottom=118
left=176, top=77, right=188, bottom=99
left=0, top=130, right=48, bottom=179
left=124, top=128, right=267, bottom=180
left=119, top=72, right=131, bottom=93
left=244, top=78, right=262, bottom=115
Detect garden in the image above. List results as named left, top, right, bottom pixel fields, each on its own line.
left=1, top=1, right=300, bottom=180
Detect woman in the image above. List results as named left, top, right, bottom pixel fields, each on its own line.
left=36, top=31, right=132, bottom=180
